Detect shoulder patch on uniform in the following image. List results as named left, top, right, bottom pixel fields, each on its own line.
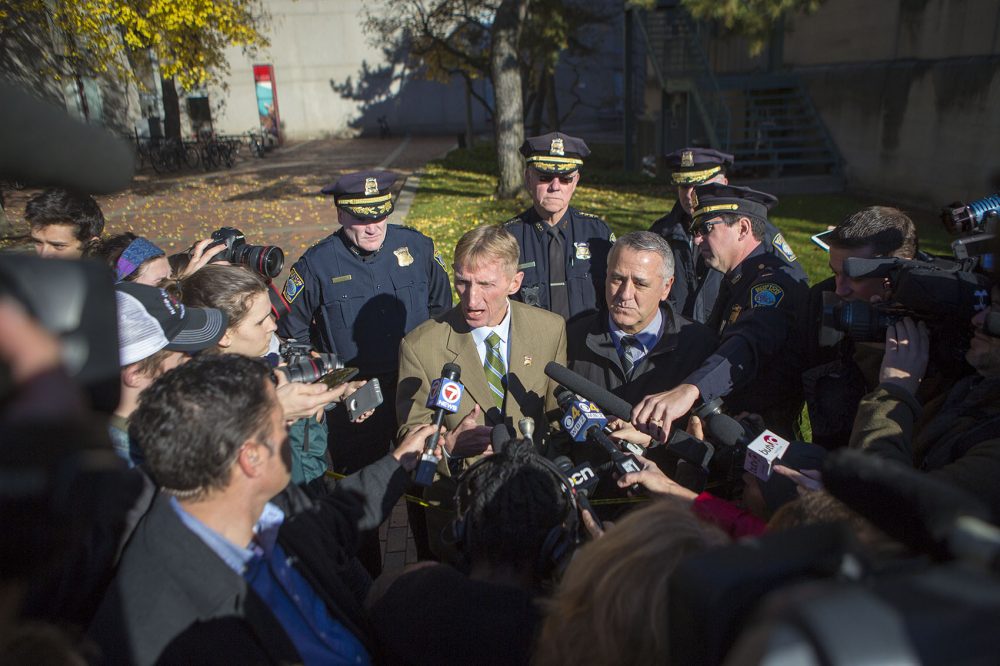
left=576, top=210, right=601, bottom=219
left=751, top=282, right=784, bottom=308
left=772, top=233, right=797, bottom=262
left=434, top=253, right=445, bottom=269
left=504, top=216, right=523, bottom=226
left=282, top=268, right=305, bottom=304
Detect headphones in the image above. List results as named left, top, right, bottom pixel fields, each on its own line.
left=449, top=439, right=580, bottom=581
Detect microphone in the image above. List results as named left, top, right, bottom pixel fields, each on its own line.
left=544, top=362, right=633, bottom=422
left=555, top=387, right=643, bottom=489
left=0, top=83, right=134, bottom=193
left=693, top=398, right=755, bottom=448
left=554, top=456, right=603, bottom=534
left=518, top=417, right=535, bottom=442
left=490, top=423, right=515, bottom=456
left=413, top=363, right=464, bottom=487
left=823, top=449, right=992, bottom=561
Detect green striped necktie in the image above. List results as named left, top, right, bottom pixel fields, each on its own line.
left=484, top=331, right=506, bottom=409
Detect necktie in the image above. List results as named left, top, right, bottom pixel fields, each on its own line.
left=484, top=331, right=506, bottom=409
left=547, top=225, right=570, bottom=319
left=620, top=335, right=642, bottom=379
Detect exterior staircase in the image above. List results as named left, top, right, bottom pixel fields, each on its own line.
left=639, top=2, right=842, bottom=189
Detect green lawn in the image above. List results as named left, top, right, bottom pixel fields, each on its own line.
left=406, top=142, right=953, bottom=283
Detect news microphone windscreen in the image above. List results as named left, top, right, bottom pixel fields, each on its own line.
left=703, top=411, right=746, bottom=448
left=823, top=449, right=991, bottom=560
left=0, top=84, right=134, bottom=194
left=491, top=424, right=515, bottom=455
left=441, top=362, right=461, bottom=380
left=544, top=362, right=633, bottom=422
left=985, top=312, right=1000, bottom=338
left=553, top=456, right=574, bottom=474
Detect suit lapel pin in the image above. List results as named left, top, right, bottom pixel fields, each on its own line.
left=523, top=356, right=532, bottom=366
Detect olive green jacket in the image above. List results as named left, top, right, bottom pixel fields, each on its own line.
left=850, top=375, right=1000, bottom=520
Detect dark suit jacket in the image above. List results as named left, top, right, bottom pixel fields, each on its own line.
left=89, top=483, right=374, bottom=665
left=566, top=304, right=718, bottom=408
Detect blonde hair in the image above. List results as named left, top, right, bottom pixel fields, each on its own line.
left=535, top=499, right=729, bottom=666
left=453, top=224, right=519, bottom=275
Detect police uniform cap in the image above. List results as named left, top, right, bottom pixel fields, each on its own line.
left=666, top=147, right=734, bottom=186
left=690, top=183, right=778, bottom=226
left=520, top=132, right=590, bottom=174
left=321, top=170, right=398, bottom=220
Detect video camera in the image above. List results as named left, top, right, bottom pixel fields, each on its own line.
left=821, top=256, right=991, bottom=347
left=207, top=226, right=284, bottom=280
left=941, top=193, right=998, bottom=269
left=667, top=450, right=1000, bottom=666
left=275, top=339, right=357, bottom=386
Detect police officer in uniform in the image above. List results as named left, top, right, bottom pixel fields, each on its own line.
left=633, top=184, right=809, bottom=441
left=505, top=132, right=615, bottom=322
left=277, top=170, right=451, bottom=573
left=649, top=147, right=806, bottom=323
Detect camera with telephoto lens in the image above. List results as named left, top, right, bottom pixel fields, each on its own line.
left=275, top=339, right=345, bottom=383
left=821, top=256, right=991, bottom=347
left=207, top=226, right=284, bottom=280
left=941, top=193, right=999, bottom=270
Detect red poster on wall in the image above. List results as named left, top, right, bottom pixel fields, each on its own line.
left=253, top=64, right=281, bottom=143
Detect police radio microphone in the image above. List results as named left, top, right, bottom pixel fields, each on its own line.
left=413, top=363, right=464, bottom=487
left=555, top=387, right=643, bottom=492
left=554, top=456, right=603, bottom=534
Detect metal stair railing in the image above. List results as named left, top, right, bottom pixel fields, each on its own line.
left=639, top=7, right=731, bottom=150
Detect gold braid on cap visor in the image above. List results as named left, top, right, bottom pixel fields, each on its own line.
left=527, top=155, right=584, bottom=173
left=671, top=166, right=722, bottom=185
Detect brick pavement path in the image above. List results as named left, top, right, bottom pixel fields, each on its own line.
left=3, top=135, right=455, bottom=574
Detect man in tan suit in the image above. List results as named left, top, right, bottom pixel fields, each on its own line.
left=396, top=224, right=568, bottom=558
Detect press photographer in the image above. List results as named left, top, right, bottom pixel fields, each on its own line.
left=802, top=206, right=921, bottom=449
left=849, top=280, right=1000, bottom=520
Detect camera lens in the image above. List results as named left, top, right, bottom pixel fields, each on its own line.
left=233, top=243, right=284, bottom=279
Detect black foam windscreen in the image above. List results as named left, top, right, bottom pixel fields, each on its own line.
left=702, top=411, right=747, bottom=448
left=490, top=423, right=515, bottom=455
left=823, top=449, right=991, bottom=560
left=0, top=83, right=134, bottom=193
left=0, top=255, right=120, bottom=413
left=544, top=362, right=633, bottom=421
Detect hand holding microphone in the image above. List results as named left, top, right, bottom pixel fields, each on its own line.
left=413, top=363, right=465, bottom=487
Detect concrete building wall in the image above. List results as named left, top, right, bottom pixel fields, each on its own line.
left=784, top=0, right=1000, bottom=64
left=800, top=60, right=1000, bottom=207
left=211, top=0, right=390, bottom=139
left=208, top=0, right=623, bottom=140
left=779, top=0, right=1000, bottom=206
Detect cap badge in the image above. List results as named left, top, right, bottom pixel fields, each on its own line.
left=681, top=150, right=694, bottom=168
left=364, top=177, right=379, bottom=196
left=550, top=137, right=565, bottom=156
left=394, top=246, right=414, bottom=267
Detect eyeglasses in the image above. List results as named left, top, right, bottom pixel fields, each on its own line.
left=537, top=173, right=577, bottom=185
left=690, top=218, right=728, bottom=237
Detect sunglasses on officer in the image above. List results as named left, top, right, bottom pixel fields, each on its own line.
left=536, top=172, right=578, bottom=185
left=690, top=216, right=730, bottom=237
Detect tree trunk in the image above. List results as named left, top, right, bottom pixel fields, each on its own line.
left=490, top=0, right=528, bottom=199
left=160, top=75, right=181, bottom=140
